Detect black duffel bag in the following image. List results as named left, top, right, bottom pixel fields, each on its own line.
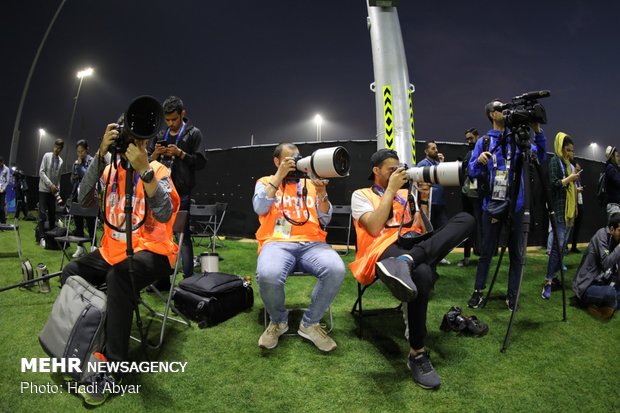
left=173, top=272, right=253, bottom=328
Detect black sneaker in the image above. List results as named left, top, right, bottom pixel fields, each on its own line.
left=467, top=290, right=485, bottom=308
left=506, top=293, right=518, bottom=312
left=79, top=372, right=121, bottom=406
left=550, top=277, right=563, bottom=291
left=407, top=352, right=441, bottom=390
left=375, top=257, right=417, bottom=302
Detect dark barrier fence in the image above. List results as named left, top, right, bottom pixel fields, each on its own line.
left=19, top=140, right=607, bottom=246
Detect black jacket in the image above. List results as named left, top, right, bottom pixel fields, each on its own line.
left=605, top=161, right=620, bottom=204
left=148, top=120, right=206, bottom=196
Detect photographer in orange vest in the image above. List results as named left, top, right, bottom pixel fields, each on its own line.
left=253, top=143, right=345, bottom=353
left=350, top=149, right=474, bottom=390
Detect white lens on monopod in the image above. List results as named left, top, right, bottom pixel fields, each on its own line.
left=295, top=146, right=351, bottom=179
left=405, top=161, right=462, bottom=186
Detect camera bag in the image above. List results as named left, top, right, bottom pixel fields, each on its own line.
left=39, top=275, right=106, bottom=382
left=173, top=272, right=253, bottom=328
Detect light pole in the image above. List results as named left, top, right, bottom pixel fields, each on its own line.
left=37, top=128, right=46, bottom=174
left=589, top=142, right=598, bottom=159
left=314, top=114, right=323, bottom=142
left=67, top=67, right=94, bottom=150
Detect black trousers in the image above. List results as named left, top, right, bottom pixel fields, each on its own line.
left=379, top=212, right=475, bottom=349
left=74, top=215, right=97, bottom=246
left=14, top=189, right=29, bottom=219
left=61, top=249, right=171, bottom=363
left=0, top=191, right=6, bottom=223
left=37, top=191, right=56, bottom=237
left=461, top=195, right=482, bottom=258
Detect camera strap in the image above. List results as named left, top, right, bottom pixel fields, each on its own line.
left=371, top=184, right=414, bottom=229
left=280, top=179, right=310, bottom=226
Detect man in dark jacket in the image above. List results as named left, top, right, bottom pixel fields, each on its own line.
left=149, top=96, right=206, bottom=279
left=572, top=213, right=620, bottom=319
left=604, top=145, right=620, bottom=219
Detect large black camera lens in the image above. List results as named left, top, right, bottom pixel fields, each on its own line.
left=125, top=96, right=163, bottom=140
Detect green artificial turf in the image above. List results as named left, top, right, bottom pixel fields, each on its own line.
left=0, top=219, right=617, bottom=412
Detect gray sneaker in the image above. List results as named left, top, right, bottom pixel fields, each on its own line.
left=298, top=323, right=337, bottom=352
left=407, top=352, right=441, bottom=390
left=258, top=321, right=288, bottom=349
left=375, top=257, right=417, bottom=302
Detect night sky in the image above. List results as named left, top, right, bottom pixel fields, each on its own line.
left=2, top=1, right=618, bottom=175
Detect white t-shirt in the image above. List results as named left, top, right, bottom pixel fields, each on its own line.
left=351, top=190, right=376, bottom=221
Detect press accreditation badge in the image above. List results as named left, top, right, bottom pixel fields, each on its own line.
left=273, top=217, right=292, bottom=239
left=492, top=171, right=508, bottom=201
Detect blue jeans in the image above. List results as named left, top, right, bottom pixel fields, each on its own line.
left=474, top=210, right=524, bottom=296
left=179, top=195, right=194, bottom=277
left=256, top=241, right=346, bottom=326
left=582, top=283, right=620, bottom=309
left=546, top=222, right=571, bottom=280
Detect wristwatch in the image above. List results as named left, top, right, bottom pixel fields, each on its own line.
left=140, top=168, right=155, bottom=184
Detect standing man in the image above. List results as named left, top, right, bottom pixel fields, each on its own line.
left=604, top=146, right=620, bottom=219
left=12, top=166, right=31, bottom=220
left=70, top=139, right=96, bottom=257
left=253, top=143, right=345, bottom=352
left=38, top=138, right=64, bottom=246
left=0, top=156, right=10, bottom=224
left=541, top=133, right=580, bottom=299
left=459, top=128, right=482, bottom=266
left=416, top=141, right=448, bottom=231
left=350, top=149, right=474, bottom=389
left=466, top=100, right=546, bottom=310
left=150, top=96, right=206, bottom=280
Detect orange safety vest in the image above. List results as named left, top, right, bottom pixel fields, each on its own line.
left=349, top=187, right=423, bottom=285
left=255, top=176, right=327, bottom=253
left=100, top=161, right=180, bottom=267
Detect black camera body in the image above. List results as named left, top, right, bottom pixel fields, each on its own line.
left=500, top=90, right=550, bottom=128
left=499, top=90, right=550, bottom=148
left=286, top=154, right=306, bottom=180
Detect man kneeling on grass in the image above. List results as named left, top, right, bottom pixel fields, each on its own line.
left=350, top=149, right=474, bottom=389
left=572, top=212, right=620, bottom=319
left=253, top=143, right=345, bottom=352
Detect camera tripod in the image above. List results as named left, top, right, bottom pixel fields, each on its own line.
left=481, top=127, right=567, bottom=352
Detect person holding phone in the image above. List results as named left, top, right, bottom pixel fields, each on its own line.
left=541, top=132, right=580, bottom=300
left=148, top=96, right=206, bottom=282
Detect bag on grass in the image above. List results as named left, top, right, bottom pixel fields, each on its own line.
left=173, top=272, right=253, bottom=328
left=39, top=275, right=106, bottom=382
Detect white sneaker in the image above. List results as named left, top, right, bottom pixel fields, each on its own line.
left=90, top=245, right=98, bottom=253
left=440, top=258, right=451, bottom=265
left=72, top=246, right=86, bottom=258
left=40, top=238, right=46, bottom=248
left=258, top=321, right=289, bottom=349
left=298, top=323, right=337, bottom=352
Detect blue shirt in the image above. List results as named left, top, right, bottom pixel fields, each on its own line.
left=468, top=129, right=546, bottom=213
left=416, top=157, right=445, bottom=205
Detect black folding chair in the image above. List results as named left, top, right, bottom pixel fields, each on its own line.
left=130, top=211, right=192, bottom=350
left=190, top=202, right=227, bottom=252
left=324, top=204, right=353, bottom=256
left=54, top=202, right=99, bottom=271
left=0, top=217, right=22, bottom=260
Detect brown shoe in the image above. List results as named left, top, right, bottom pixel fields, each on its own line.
left=298, top=323, right=337, bottom=352
left=587, top=304, right=615, bottom=319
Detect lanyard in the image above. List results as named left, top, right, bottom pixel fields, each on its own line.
left=164, top=122, right=186, bottom=146
left=372, top=184, right=407, bottom=206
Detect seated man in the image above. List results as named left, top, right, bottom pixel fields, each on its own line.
left=253, top=143, right=345, bottom=352
left=572, top=212, right=620, bottom=319
left=61, top=122, right=180, bottom=406
left=350, top=149, right=474, bottom=390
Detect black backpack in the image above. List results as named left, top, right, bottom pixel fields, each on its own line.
left=596, top=171, right=607, bottom=206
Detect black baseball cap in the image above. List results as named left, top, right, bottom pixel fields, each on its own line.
left=368, top=148, right=399, bottom=180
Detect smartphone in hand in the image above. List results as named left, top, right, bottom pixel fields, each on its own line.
left=156, top=140, right=168, bottom=147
